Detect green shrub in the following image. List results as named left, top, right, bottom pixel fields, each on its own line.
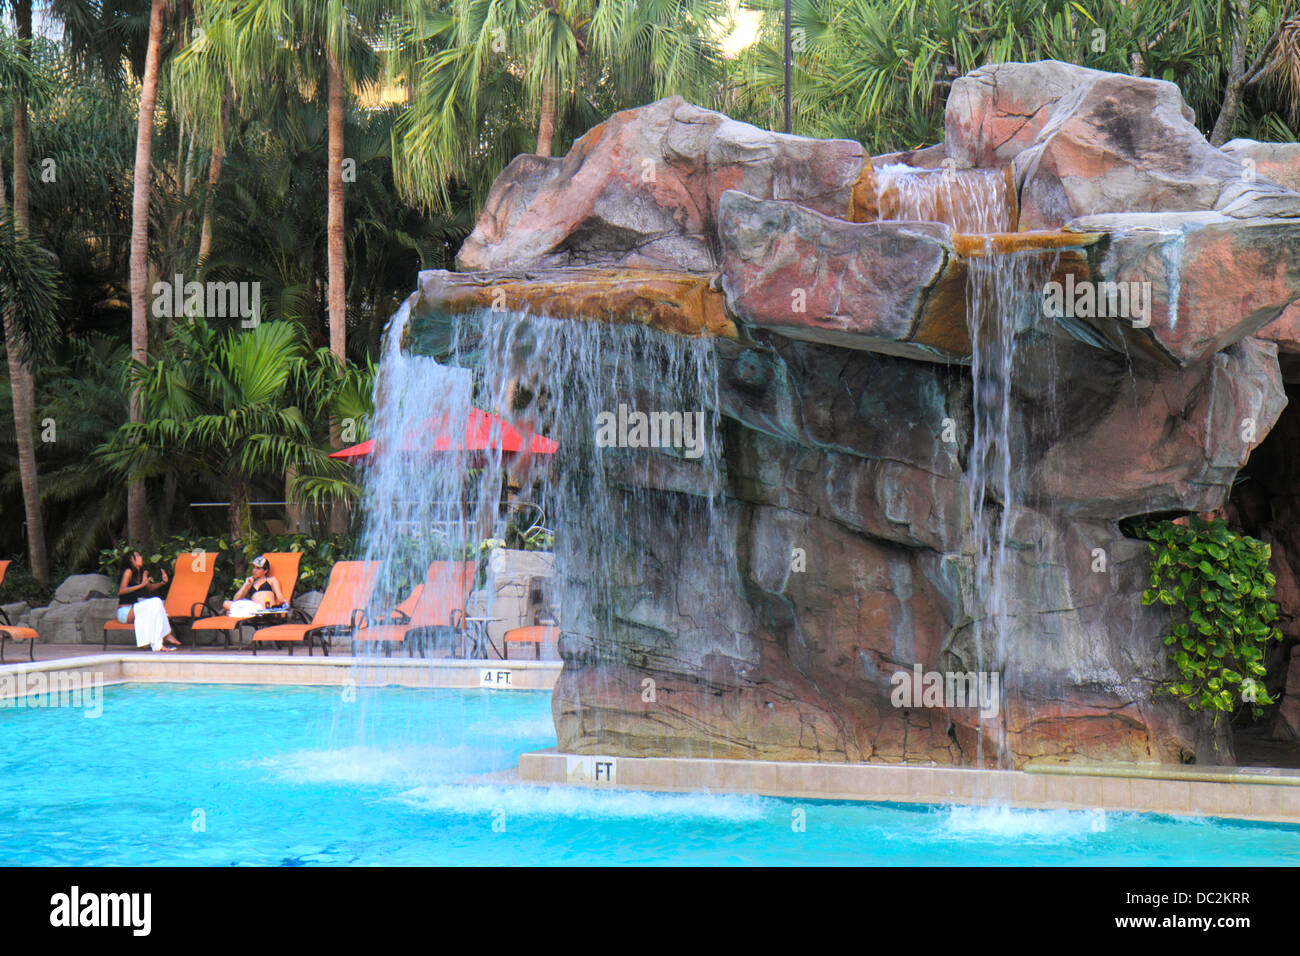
left=0, top=560, right=57, bottom=607
left=1139, top=517, right=1281, bottom=724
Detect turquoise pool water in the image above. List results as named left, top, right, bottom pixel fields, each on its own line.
left=1, top=682, right=1298, bottom=866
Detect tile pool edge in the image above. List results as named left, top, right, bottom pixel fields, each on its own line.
left=517, top=749, right=1300, bottom=825
left=0, top=654, right=562, bottom=692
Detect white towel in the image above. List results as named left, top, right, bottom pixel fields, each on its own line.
left=226, top=599, right=266, bottom=619
left=131, top=597, right=172, bottom=651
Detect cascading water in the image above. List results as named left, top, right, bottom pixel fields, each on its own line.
left=876, top=162, right=1014, bottom=232
left=468, top=311, right=737, bottom=735
left=354, top=297, right=505, bottom=646
left=962, top=249, right=1060, bottom=768
left=349, top=296, right=735, bottom=757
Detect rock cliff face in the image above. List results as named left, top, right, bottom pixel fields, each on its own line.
left=407, top=63, right=1300, bottom=767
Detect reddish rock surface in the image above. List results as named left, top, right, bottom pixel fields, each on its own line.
left=1220, top=139, right=1300, bottom=192
left=945, top=61, right=1120, bottom=168
left=425, top=67, right=1300, bottom=769
left=1257, top=301, right=1300, bottom=355
left=1060, top=212, right=1300, bottom=367
left=1017, top=76, right=1300, bottom=228
left=1027, top=336, right=1286, bottom=517
left=718, top=190, right=963, bottom=360
left=946, top=62, right=1300, bottom=229
left=719, top=191, right=1100, bottom=362
left=456, top=96, right=871, bottom=274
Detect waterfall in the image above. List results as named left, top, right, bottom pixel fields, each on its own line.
left=469, top=312, right=732, bottom=681
left=962, top=250, right=1058, bottom=768
left=876, top=163, right=1014, bottom=233
left=353, top=298, right=507, bottom=654
left=354, top=302, right=732, bottom=719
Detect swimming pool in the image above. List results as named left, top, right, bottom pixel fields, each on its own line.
left=1, top=683, right=1297, bottom=866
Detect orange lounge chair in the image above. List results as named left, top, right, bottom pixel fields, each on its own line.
left=102, top=552, right=219, bottom=648
left=251, top=561, right=379, bottom=656
left=502, top=624, right=560, bottom=660
left=351, top=561, right=476, bottom=657
left=190, top=552, right=304, bottom=649
left=501, top=575, right=560, bottom=660
left=0, top=559, right=38, bottom=663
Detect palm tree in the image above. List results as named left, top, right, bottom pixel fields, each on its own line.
left=126, top=0, right=169, bottom=544
left=0, top=336, right=132, bottom=568
left=392, top=0, right=728, bottom=209
left=194, top=0, right=388, bottom=369
left=169, top=18, right=239, bottom=268
left=100, top=318, right=345, bottom=546
left=191, top=2, right=389, bottom=538
left=0, top=207, right=62, bottom=582
left=0, top=18, right=54, bottom=583
left=1211, top=5, right=1300, bottom=144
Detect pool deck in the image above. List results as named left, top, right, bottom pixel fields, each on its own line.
left=5, top=649, right=1300, bottom=825
left=0, top=649, right=562, bottom=691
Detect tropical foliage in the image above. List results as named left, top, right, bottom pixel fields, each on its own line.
left=730, top=0, right=1300, bottom=151
left=3, top=0, right=1300, bottom=585
left=1140, top=518, right=1283, bottom=724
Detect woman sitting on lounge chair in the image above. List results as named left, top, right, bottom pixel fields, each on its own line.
left=117, top=551, right=180, bottom=652
left=222, top=555, right=286, bottom=618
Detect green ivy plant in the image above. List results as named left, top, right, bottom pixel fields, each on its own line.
left=1139, top=517, right=1281, bottom=723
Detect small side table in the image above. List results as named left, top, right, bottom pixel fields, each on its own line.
left=463, top=617, right=502, bottom=660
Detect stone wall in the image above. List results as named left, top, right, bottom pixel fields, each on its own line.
left=409, top=61, right=1300, bottom=767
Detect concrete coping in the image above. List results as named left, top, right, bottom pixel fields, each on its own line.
left=516, top=750, right=1300, bottom=824
left=1025, top=761, right=1300, bottom=786
left=0, top=654, right=563, bottom=695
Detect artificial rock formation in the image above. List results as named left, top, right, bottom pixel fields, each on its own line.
left=408, top=63, right=1300, bottom=768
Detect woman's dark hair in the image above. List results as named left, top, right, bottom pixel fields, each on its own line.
left=119, top=551, right=143, bottom=578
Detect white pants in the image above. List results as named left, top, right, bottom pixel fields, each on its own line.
left=120, top=598, right=171, bottom=651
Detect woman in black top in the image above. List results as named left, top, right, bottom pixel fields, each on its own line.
left=222, top=554, right=285, bottom=612
left=116, top=551, right=181, bottom=650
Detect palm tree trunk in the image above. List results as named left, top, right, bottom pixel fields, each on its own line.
left=326, top=51, right=350, bottom=536
left=12, top=1, right=31, bottom=233
left=197, top=91, right=231, bottom=269
left=1, top=315, right=46, bottom=583
left=227, top=473, right=246, bottom=549
left=326, top=52, right=346, bottom=365
left=128, top=0, right=168, bottom=545
left=7, top=0, right=49, bottom=585
left=536, top=70, right=557, bottom=157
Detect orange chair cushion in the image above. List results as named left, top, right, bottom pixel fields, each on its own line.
left=193, top=611, right=289, bottom=631
left=352, top=625, right=412, bottom=643
left=504, top=625, right=560, bottom=644
left=251, top=624, right=311, bottom=643
left=0, top=626, right=37, bottom=641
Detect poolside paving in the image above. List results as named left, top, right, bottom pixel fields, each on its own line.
left=8, top=640, right=560, bottom=664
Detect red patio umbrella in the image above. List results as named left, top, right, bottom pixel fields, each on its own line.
left=329, top=406, right=558, bottom=463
